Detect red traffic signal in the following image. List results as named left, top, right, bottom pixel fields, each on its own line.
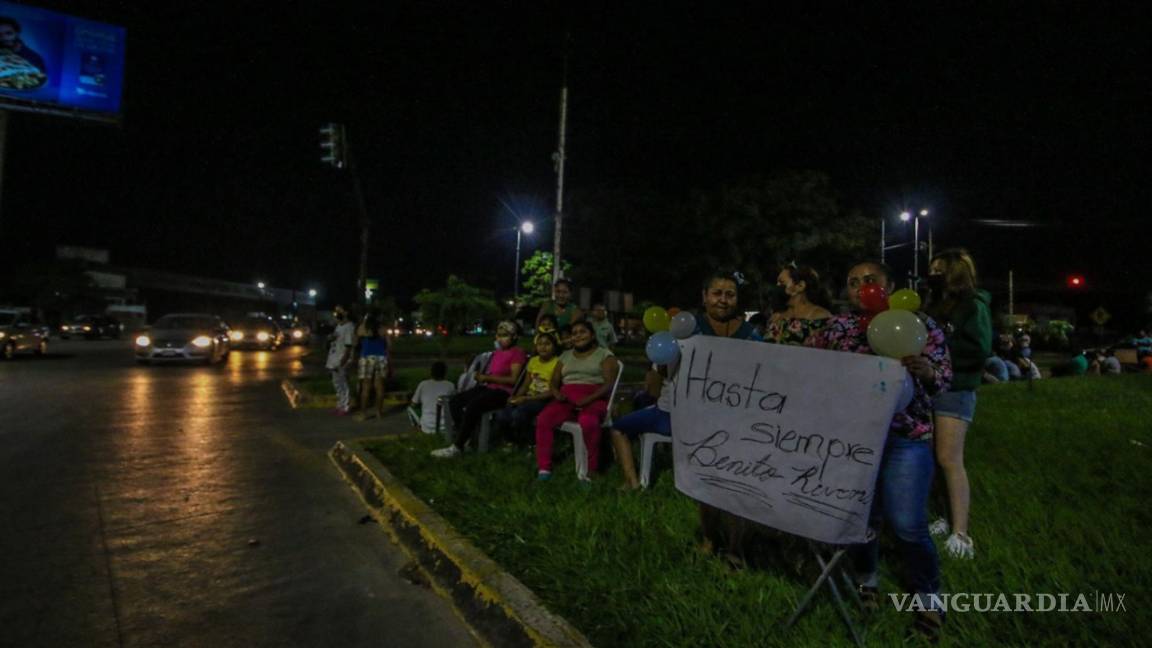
left=1066, top=274, right=1085, bottom=288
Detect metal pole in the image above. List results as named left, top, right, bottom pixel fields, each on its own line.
left=912, top=216, right=921, bottom=285
left=1008, top=269, right=1014, bottom=317
left=0, top=110, right=8, bottom=237
left=551, top=83, right=568, bottom=284
left=928, top=224, right=933, bottom=263
left=880, top=218, right=886, bottom=264
left=349, top=150, right=370, bottom=305
left=514, top=228, right=522, bottom=299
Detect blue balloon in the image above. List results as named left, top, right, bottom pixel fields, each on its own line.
left=646, top=332, right=680, bottom=365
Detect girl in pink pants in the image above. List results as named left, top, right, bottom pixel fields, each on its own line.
left=533, top=320, right=619, bottom=479
left=535, top=383, right=609, bottom=473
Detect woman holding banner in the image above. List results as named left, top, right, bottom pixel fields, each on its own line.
left=806, top=260, right=952, bottom=642
left=923, top=249, right=992, bottom=560
left=765, top=263, right=832, bottom=345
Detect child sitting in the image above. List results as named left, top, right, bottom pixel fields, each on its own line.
left=408, top=361, right=456, bottom=435
left=493, top=333, right=559, bottom=443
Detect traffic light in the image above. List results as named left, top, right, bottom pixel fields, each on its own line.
left=319, top=123, right=346, bottom=168
left=1066, top=274, right=1085, bottom=288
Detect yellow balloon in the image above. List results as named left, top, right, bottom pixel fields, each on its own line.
left=888, top=288, right=922, bottom=312
left=643, top=306, right=671, bottom=333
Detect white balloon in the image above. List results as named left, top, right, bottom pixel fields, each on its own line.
left=669, top=312, right=697, bottom=339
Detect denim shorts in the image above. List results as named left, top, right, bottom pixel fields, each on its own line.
left=933, top=389, right=976, bottom=423
left=612, top=405, right=671, bottom=440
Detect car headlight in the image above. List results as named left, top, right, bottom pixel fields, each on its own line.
left=257, top=331, right=270, bottom=342
left=83, top=325, right=93, bottom=331
left=230, top=331, right=244, bottom=341
left=0, top=332, right=6, bottom=339
left=292, top=330, right=303, bottom=339
left=61, top=325, right=70, bottom=331
left=192, top=336, right=212, bottom=348
left=135, top=335, right=151, bottom=347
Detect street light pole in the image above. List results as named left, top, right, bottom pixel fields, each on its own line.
left=514, top=221, right=534, bottom=300
left=880, top=218, right=886, bottom=264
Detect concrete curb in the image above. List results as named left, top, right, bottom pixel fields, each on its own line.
left=281, top=378, right=408, bottom=411
left=329, top=439, right=593, bottom=648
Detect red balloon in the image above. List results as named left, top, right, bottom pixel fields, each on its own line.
left=859, top=284, right=890, bottom=314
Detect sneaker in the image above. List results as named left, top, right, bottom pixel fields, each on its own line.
left=945, top=532, right=975, bottom=559
left=431, top=445, right=461, bottom=459
left=536, top=470, right=552, bottom=481
left=929, top=517, right=950, bottom=537
left=334, top=408, right=350, bottom=416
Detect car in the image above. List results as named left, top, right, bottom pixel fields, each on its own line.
left=0, top=308, right=49, bottom=359
left=60, top=314, right=122, bottom=340
left=134, top=313, right=230, bottom=365
left=281, top=318, right=312, bottom=345
left=228, top=315, right=285, bottom=350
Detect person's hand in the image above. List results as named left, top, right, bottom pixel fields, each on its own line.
left=508, top=395, right=522, bottom=405
left=552, top=390, right=567, bottom=402
left=901, top=355, right=936, bottom=383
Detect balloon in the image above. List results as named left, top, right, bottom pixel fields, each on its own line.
left=669, top=311, right=697, bottom=339
left=866, top=310, right=929, bottom=359
left=667, top=307, right=681, bottom=316
left=888, top=288, right=922, bottom=312
left=645, top=332, right=680, bottom=365
left=859, top=284, right=890, bottom=314
left=643, top=306, right=671, bottom=333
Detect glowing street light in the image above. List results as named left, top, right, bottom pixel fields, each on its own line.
left=257, top=281, right=266, bottom=290
left=308, top=289, right=318, bottom=298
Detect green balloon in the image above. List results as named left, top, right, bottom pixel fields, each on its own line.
left=866, top=310, right=928, bottom=359
left=889, top=288, right=922, bottom=312
left=643, top=306, right=671, bottom=333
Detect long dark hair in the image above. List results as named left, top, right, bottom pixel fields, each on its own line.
left=783, top=264, right=831, bottom=309
left=362, top=312, right=382, bottom=339
left=926, top=248, right=978, bottom=321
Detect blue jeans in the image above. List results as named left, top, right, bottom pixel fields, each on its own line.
left=851, top=435, right=940, bottom=597
left=493, top=399, right=547, bottom=443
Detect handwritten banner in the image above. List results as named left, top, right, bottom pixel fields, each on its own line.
left=670, top=336, right=910, bottom=545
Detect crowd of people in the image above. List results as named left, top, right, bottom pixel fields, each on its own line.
left=329, top=248, right=1145, bottom=642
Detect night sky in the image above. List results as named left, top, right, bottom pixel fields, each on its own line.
left=4, top=1, right=1148, bottom=305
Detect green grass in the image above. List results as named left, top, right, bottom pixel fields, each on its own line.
left=366, top=374, right=1152, bottom=647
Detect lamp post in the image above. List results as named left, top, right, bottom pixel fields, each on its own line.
left=899, top=209, right=930, bottom=286
left=514, top=221, right=534, bottom=300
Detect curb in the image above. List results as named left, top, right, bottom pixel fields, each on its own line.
left=329, top=439, right=593, bottom=648
left=281, top=378, right=407, bottom=411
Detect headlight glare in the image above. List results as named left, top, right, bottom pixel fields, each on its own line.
left=135, top=335, right=151, bottom=347
left=256, top=331, right=270, bottom=342
left=192, top=336, right=212, bottom=348
left=230, top=331, right=244, bottom=341
left=292, top=330, right=303, bottom=339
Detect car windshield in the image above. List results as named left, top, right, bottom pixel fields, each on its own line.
left=73, top=316, right=95, bottom=323
left=154, top=316, right=215, bottom=330
left=0, top=313, right=16, bottom=326
left=241, top=318, right=274, bottom=329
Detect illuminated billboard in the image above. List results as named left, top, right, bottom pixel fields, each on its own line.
left=0, top=1, right=125, bottom=119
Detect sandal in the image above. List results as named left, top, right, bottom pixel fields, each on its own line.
left=909, top=609, right=944, bottom=644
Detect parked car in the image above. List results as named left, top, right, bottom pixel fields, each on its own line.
left=0, top=308, right=49, bottom=359
left=134, top=313, right=230, bottom=365
left=228, top=315, right=284, bottom=350
left=60, top=314, right=122, bottom=339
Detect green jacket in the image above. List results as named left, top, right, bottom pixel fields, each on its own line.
left=937, top=289, right=993, bottom=392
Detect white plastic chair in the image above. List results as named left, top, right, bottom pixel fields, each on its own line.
left=557, top=359, right=624, bottom=480
left=639, top=432, right=673, bottom=489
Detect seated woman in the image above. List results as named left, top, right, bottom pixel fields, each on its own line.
left=765, top=264, right=832, bottom=345
left=431, top=321, right=525, bottom=458
left=610, top=362, right=672, bottom=490
left=533, top=320, right=619, bottom=480
left=493, top=333, right=559, bottom=443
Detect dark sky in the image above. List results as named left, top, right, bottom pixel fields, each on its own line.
left=4, top=1, right=1148, bottom=305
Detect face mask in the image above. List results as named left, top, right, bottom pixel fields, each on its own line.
left=924, top=274, right=946, bottom=292
left=767, top=285, right=790, bottom=311
left=335, top=313, right=345, bottom=321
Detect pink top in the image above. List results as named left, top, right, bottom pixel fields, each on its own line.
left=485, top=346, right=527, bottom=393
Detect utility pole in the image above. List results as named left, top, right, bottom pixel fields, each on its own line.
left=551, top=40, right=570, bottom=285
left=0, top=110, right=8, bottom=237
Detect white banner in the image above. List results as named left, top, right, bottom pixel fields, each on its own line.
left=669, top=336, right=909, bottom=545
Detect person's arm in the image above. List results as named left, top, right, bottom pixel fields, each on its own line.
left=643, top=366, right=664, bottom=398
left=339, top=326, right=356, bottom=367
left=574, top=357, right=620, bottom=407
left=606, top=324, right=618, bottom=347
left=949, top=300, right=994, bottom=374
left=411, top=382, right=424, bottom=406
left=901, top=317, right=952, bottom=395
left=549, top=360, right=567, bottom=402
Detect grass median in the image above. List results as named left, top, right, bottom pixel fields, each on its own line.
left=365, top=374, right=1152, bottom=646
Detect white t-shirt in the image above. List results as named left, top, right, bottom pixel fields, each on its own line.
left=412, top=379, right=456, bottom=433
left=326, top=321, right=356, bottom=370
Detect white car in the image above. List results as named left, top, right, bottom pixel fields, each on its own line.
left=135, top=313, right=231, bottom=365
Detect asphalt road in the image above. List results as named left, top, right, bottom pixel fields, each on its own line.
left=0, top=340, right=478, bottom=648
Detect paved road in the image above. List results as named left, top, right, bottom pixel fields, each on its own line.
left=0, top=340, right=477, bottom=648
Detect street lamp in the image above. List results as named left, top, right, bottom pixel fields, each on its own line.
left=257, top=281, right=266, bottom=291
left=308, top=288, right=318, bottom=298
left=898, top=209, right=930, bottom=286
left=514, top=221, right=535, bottom=299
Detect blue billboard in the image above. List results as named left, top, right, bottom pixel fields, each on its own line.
left=0, top=1, right=125, bottom=118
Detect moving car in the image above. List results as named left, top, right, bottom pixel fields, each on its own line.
left=60, top=314, right=122, bottom=339
left=135, top=313, right=230, bottom=365
left=0, top=308, right=49, bottom=359
left=281, top=317, right=312, bottom=345
left=228, top=315, right=284, bottom=350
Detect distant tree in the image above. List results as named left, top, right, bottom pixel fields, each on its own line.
left=519, top=251, right=572, bottom=306
left=414, top=275, right=501, bottom=357
left=692, top=171, right=872, bottom=309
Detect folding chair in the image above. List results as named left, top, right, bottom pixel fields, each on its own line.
left=557, top=359, right=623, bottom=480
left=639, top=432, right=672, bottom=488
left=783, top=539, right=866, bottom=647
left=435, top=351, right=494, bottom=444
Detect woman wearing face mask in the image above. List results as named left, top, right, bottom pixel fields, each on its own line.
left=533, top=320, right=619, bottom=480
left=432, top=321, right=526, bottom=458
left=765, top=264, right=832, bottom=345
left=922, top=249, right=992, bottom=560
